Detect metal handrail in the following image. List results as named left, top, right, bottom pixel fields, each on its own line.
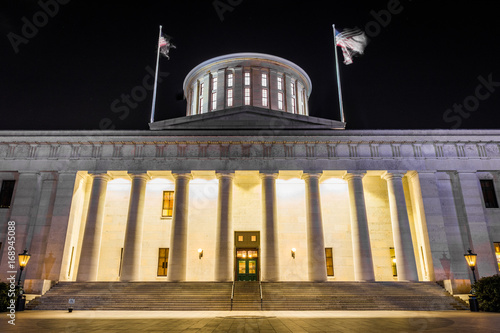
left=231, top=280, right=235, bottom=311
left=259, top=280, right=263, bottom=310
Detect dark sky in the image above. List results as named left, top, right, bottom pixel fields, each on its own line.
left=2, top=0, right=500, bottom=131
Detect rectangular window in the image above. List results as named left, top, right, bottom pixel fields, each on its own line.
left=199, top=82, right=204, bottom=114
left=162, top=191, right=174, bottom=218
left=261, top=73, right=267, bottom=87
left=227, top=73, right=233, bottom=87
left=390, top=247, right=397, bottom=277
left=244, top=72, right=251, bottom=86
left=262, top=89, right=268, bottom=107
left=244, top=88, right=251, bottom=105
left=227, top=89, right=233, bottom=107
left=212, top=76, right=217, bottom=90
left=480, top=180, right=499, bottom=208
left=494, top=242, right=500, bottom=271
left=211, top=91, right=217, bottom=110
left=278, top=92, right=283, bottom=110
left=291, top=82, right=295, bottom=95
left=238, top=235, right=244, bottom=242
left=251, top=235, right=256, bottom=242
left=325, top=248, right=334, bottom=276
left=291, top=97, right=296, bottom=113
left=277, top=77, right=282, bottom=90
left=157, top=248, right=169, bottom=276
left=0, top=180, right=15, bottom=209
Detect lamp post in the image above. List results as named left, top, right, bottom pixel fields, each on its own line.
left=464, top=248, right=479, bottom=312
left=16, top=249, right=31, bottom=311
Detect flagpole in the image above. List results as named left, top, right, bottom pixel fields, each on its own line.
left=150, top=25, right=162, bottom=124
left=332, top=24, right=345, bottom=123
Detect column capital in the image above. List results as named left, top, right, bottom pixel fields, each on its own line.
left=343, top=172, right=366, bottom=181
left=301, top=172, right=323, bottom=181
left=172, top=172, right=193, bottom=180
left=88, top=173, right=112, bottom=181
left=381, top=171, right=405, bottom=181
left=128, top=172, right=151, bottom=181
left=259, top=172, right=279, bottom=180
left=216, top=172, right=235, bottom=180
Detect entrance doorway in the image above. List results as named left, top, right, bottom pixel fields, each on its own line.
left=234, top=231, right=260, bottom=281
left=236, top=249, right=258, bottom=281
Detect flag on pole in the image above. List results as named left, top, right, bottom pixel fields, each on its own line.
left=334, top=27, right=367, bottom=65
left=159, top=33, right=176, bottom=59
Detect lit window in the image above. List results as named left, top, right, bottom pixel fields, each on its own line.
left=199, top=82, right=204, bottom=114
left=162, top=191, right=174, bottom=217
left=261, top=73, right=267, bottom=87
left=262, top=89, right=268, bottom=107
left=494, top=242, right=500, bottom=271
left=390, top=247, right=397, bottom=277
left=251, top=235, right=256, bottom=242
left=212, top=76, right=217, bottom=90
left=278, top=92, right=283, bottom=110
left=0, top=180, right=15, bottom=209
left=211, top=91, right=217, bottom=110
left=277, top=77, right=282, bottom=90
left=291, top=97, right=296, bottom=113
left=227, top=89, right=233, bottom=107
left=290, top=82, right=296, bottom=113
left=157, top=248, right=169, bottom=276
left=238, top=235, right=243, bottom=242
left=248, top=250, right=258, bottom=258
left=244, top=72, right=251, bottom=86
left=244, top=88, right=251, bottom=105
left=480, top=180, right=499, bottom=208
left=227, top=73, right=233, bottom=87
left=325, top=248, right=334, bottom=276
left=291, top=82, right=295, bottom=95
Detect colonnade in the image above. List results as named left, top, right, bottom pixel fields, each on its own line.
left=75, top=171, right=419, bottom=282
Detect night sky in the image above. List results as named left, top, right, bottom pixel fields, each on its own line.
left=2, top=0, right=500, bottom=131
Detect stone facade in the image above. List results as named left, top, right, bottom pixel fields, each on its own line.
left=0, top=54, right=499, bottom=295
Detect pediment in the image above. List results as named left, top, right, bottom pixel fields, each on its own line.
left=149, top=107, right=345, bottom=130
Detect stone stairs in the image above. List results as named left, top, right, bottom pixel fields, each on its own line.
left=261, top=282, right=469, bottom=311
left=26, top=282, right=232, bottom=311
left=26, top=281, right=468, bottom=311
left=231, top=282, right=261, bottom=310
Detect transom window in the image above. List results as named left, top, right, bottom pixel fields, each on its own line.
left=162, top=191, right=174, bottom=218
left=236, top=250, right=258, bottom=258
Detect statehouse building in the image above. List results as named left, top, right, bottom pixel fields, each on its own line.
left=1, top=53, right=500, bottom=310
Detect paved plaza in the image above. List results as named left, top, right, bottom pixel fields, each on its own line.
left=1, top=310, right=500, bottom=333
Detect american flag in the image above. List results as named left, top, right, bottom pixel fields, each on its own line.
left=335, top=27, right=367, bottom=65
left=159, top=33, right=176, bottom=59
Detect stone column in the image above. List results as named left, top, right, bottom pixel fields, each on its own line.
left=457, top=172, right=498, bottom=277
left=215, top=172, right=234, bottom=281
left=167, top=173, right=192, bottom=282
left=382, top=172, right=419, bottom=281
left=120, top=173, right=150, bottom=281
left=260, top=173, right=279, bottom=281
left=77, top=173, right=111, bottom=282
left=302, top=173, right=327, bottom=282
left=344, top=172, right=375, bottom=281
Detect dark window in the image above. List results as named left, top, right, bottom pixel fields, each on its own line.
left=158, top=248, right=169, bottom=276
left=480, top=180, right=499, bottom=208
left=325, top=248, right=334, bottom=276
left=162, top=191, right=174, bottom=217
left=0, top=180, right=15, bottom=208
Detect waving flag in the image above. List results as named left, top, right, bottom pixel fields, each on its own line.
left=335, top=27, right=367, bottom=65
left=159, top=33, right=176, bottom=59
